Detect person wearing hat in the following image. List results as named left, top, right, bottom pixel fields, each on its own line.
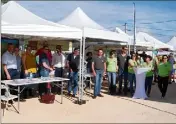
left=52, top=45, right=66, bottom=94
left=66, top=48, right=80, bottom=97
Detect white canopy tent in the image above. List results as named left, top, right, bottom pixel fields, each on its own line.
left=167, top=36, right=176, bottom=51
left=136, top=32, right=174, bottom=50
left=1, top=1, right=84, bottom=103
left=58, top=7, right=129, bottom=43
left=115, top=27, right=153, bottom=50
left=58, top=7, right=129, bottom=102
left=2, top=24, right=82, bottom=40
left=1, top=1, right=82, bottom=40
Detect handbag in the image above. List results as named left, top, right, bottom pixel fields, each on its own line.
left=41, top=83, right=55, bottom=104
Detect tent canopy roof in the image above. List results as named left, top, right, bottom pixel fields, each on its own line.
left=136, top=32, right=173, bottom=50
left=1, top=1, right=82, bottom=40
left=167, top=36, right=176, bottom=50
left=2, top=24, right=82, bottom=40
left=58, top=7, right=128, bottom=43
left=58, top=7, right=105, bottom=30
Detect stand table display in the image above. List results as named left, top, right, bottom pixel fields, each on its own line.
left=1, top=77, right=69, bottom=113
left=133, top=67, right=150, bottom=99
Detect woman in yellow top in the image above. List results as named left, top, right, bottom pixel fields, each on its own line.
left=22, top=45, right=37, bottom=78
left=157, top=55, right=172, bottom=98
left=22, top=45, right=38, bottom=98
left=106, top=51, right=118, bottom=95
left=128, top=53, right=137, bottom=96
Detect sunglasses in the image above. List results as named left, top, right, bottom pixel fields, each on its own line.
left=163, top=58, right=167, bottom=59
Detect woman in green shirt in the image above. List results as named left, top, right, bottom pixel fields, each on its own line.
left=158, top=55, right=172, bottom=98
left=128, top=53, right=137, bottom=96
left=106, top=50, right=118, bottom=95
left=143, top=55, right=154, bottom=97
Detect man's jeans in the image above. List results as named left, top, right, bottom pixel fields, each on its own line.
left=68, top=71, right=78, bottom=95
left=54, top=67, right=63, bottom=93
left=118, top=68, right=128, bottom=93
left=107, top=72, right=116, bottom=86
left=7, top=69, right=20, bottom=79
left=128, top=73, right=136, bottom=94
left=145, top=76, right=153, bottom=95
left=107, top=72, right=117, bottom=94
left=94, top=70, right=104, bottom=97
left=39, top=69, right=50, bottom=95
left=55, top=67, right=63, bottom=77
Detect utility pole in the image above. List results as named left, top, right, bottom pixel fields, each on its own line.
left=124, top=23, right=127, bottom=33
left=133, top=2, right=136, bottom=53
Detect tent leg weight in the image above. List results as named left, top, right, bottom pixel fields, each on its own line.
left=74, top=99, right=86, bottom=105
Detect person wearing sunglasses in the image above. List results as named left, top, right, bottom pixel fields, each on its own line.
left=158, top=55, right=172, bottom=98
left=117, top=46, right=130, bottom=95
left=128, top=53, right=137, bottom=96
left=38, top=46, right=53, bottom=96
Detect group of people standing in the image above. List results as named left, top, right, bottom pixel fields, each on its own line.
left=86, top=46, right=175, bottom=99
left=2, top=42, right=175, bottom=100
left=2, top=42, right=80, bottom=99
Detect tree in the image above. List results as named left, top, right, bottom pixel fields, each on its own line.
left=1, top=0, right=9, bottom=4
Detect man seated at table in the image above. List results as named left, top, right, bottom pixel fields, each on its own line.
left=66, top=48, right=80, bottom=97
left=52, top=45, right=66, bottom=94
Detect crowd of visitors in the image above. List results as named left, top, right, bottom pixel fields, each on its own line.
left=1, top=42, right=175, bottom=100
left=86, top=46, right=175, bottom=99
left=2, top=42, right=80, bottom=99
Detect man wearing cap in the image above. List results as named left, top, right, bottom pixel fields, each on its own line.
left=52, top=45, right=66, bottom=94
left=66, top=48, right=80, bottom=97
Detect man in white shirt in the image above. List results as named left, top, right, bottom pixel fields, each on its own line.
left=52, top=45, right=65, bottom=94
left=2, top=43, right=19, bottom=80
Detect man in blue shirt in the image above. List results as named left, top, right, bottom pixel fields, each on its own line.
left=2, top=43, right=19, bottom=80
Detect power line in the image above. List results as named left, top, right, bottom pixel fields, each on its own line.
left=126, top=24, right=176, bottom=32
left=138, top=20, right=176, bottom=25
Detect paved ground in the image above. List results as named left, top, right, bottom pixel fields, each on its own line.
left=1, top=82, right=176, bottom=123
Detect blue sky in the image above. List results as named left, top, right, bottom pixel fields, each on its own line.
left=18, top=1, right=176, bottom=43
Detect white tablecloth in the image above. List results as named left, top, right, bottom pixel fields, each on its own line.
left=133, top=67, right=150, bottom=99
left=1, top=77, right=69, bottom=86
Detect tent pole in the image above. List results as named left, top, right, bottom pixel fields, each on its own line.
left=80, top=27, right=86, bottom=104
left=78, top=38, right=82, bottom=104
